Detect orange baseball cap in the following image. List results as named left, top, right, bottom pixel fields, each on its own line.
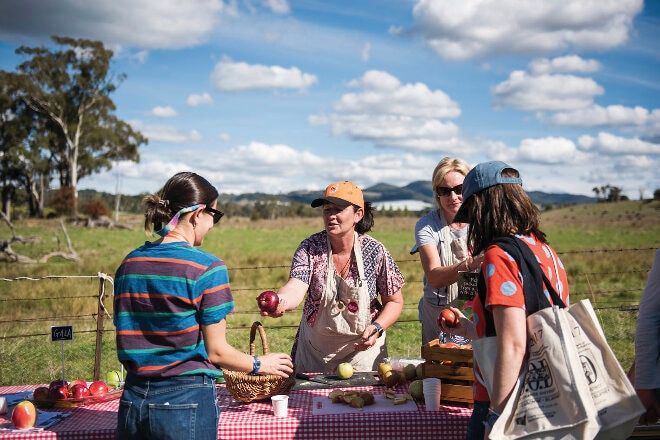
left=311, top=181, right=364, bottom=208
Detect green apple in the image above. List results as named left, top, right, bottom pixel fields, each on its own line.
left=408, top=380, right=424, bottom=401
left=403, top=363, right=417, bottom=380
left=336, top=362, right=354, bottom=379
left=106, top=370, right=123, bottom=388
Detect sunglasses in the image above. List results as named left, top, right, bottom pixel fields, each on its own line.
left=204, top=207, right=225, bottom=224
left=435, top=184, right=463, bottom=197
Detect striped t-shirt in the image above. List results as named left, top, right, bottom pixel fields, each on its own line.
left=113, top=240, right=234, bottom=378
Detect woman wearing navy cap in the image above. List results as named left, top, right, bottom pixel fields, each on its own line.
left=440, top=161, right=570, bottom=439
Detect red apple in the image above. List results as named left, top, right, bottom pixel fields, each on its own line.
left=48, top=386, right=69, bottom=400
left=256, top=290, right=280, bottom=314
left=70, top=383, right=90, bottom=399
left=439, top=308, right=459, bottom=328
left=49, top=379, right=68, bottom=391
left=88, top=380, right=109, bottom=396
left=11, top=400, right=37, bottom=429
left=32, top=386, right=50, bottom=401
left=67, top=379, right=86, bottom=395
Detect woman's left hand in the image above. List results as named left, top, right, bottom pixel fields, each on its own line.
left=353, top=325, right=379, bottom=351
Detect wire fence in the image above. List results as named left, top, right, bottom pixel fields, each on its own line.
left=0, top=246, right=655, bottom=384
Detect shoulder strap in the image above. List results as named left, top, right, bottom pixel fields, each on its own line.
left=478, top=236, right=565, bottom=337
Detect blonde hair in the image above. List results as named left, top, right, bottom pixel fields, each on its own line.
left=431, top=157, right=471, bottom=207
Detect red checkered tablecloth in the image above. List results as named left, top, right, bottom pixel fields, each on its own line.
left=1, top=384, right=471, bottom=439
left=216, top=385, right=470, bottom=440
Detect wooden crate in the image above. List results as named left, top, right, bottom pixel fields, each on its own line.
left=420, top=339, right=474, bottom=407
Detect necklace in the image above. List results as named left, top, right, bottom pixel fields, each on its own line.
left=338, top=252, right=352, bottom=279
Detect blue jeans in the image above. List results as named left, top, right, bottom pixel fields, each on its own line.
left=116, top=374, right=219, bottom=440
left=466, top=399, right=489, bottom=440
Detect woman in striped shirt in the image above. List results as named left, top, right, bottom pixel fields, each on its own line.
left=114, top=171, right=293, bottom=440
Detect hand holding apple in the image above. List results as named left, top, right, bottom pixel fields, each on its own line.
left=437, top=306, right=477, bottom=339
left=439, top=308, right=459, bottom=328
left=256, top=290, right=280, bottom=314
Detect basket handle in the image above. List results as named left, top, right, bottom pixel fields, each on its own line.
left=249, top=321, right=270, bottom=356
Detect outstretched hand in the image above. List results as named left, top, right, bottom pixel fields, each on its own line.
left=257, top=352, right=294, bottom=378
left=437, top=306, right=477, bottom=340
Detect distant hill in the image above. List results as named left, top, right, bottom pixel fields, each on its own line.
left=221, top=181, right=595, bottom=208
left=81, top=182, right=597, bottom=216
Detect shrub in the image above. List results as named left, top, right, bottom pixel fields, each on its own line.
left=81, top=199, right=110, bottom=219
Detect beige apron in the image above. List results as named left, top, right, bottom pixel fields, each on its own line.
left=295, top=232, right=387, bottom=373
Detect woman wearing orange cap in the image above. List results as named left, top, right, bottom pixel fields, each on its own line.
left=260, top=181, right=405, bottom=374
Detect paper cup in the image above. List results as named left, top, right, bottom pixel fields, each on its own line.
left=271, top=394, right=289, bottom=417
left=423, top=378, right=441, bottom=411
left=0, top=396, right=6, bottom=415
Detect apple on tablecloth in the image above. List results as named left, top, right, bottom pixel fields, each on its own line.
left=11, top=400, right=37, bottom=429
left=88, top=380, right=109, bottom=397
left=32, top=386, right=49, bottom=401
left=70, top=383, right=91, bottom=399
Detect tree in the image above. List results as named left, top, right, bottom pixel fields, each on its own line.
left=10, top=36, right=147, bottom=218
left=0, top=71, right=53, bottom=219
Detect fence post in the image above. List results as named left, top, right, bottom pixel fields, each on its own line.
left=93, top=276, right=106, bottom=381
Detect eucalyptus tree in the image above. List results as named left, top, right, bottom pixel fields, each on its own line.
left=0, top=71, right=54, bottom=219
left=9, top=35, right=147, bottom=218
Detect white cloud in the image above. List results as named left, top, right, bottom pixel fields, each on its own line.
left=129, top=50, right=149, bottom=64
left=186, top=93, right=214, bottom=106
left=528, top=55, right=602, bottom=75
left=264, top=0, right=290, bottom=15
left=311, top=70, right=467, bottom=152
left=361, top=42, right=371, bottom=62
left=492, top=70, right=603, bottom=111
left=517, top=137, right=582, bottom=163
left=341, top=70, right=460, bottom=119
left=550, top=105, right=659, bottom=128
left=210, top=57, right=318, bottom=91
left=577, top=132, right=660, bottom=155
left=0, top=0, right=226, bottom=49
left=485, top=136, right=589, bottom=164
left=147, top=106, right=177, bottom=118
left=94, top=145, right=441, bottom=196
left=130, top=120, right=202, bottom=143
left=411, top=0, right=643, bottom=60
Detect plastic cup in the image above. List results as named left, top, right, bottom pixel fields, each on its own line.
left=271, top=394, right=289, bottom=417
left=0, top=396, right=6, bottom=415
left=423, top=378, right=441, bottom=411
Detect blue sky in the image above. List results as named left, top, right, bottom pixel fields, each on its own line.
left=0, top=0, right=658, bottom=199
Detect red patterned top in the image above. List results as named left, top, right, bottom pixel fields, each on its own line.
left=289, top=231, right=405, bottom=327
left=472, top=234, right=570, bottom=402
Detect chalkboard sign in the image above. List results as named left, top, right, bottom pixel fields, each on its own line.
left=51, top=325, right=73, bottom=342
left=457, top=272, right=479, bottom=300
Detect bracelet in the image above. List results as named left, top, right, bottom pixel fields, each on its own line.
left=250, top=355, right=261, bottom=375
left=372, top=322, right=384, bottom=338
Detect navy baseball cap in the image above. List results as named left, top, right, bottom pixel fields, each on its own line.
left=453, top=161, right=523, bottom=223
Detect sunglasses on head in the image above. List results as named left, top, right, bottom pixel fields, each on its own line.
left=435, top=184, right=463, bottom=197
left=204, top=207, right=224, bottom=224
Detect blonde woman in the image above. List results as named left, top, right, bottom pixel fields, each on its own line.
left=411, top=157, right=483, bottom=344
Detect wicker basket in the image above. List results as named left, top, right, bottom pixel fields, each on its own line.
left=222, top=321, right=296, bottom=403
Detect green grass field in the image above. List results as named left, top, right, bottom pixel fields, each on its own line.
left=0, top=200, right=658, bottom=386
